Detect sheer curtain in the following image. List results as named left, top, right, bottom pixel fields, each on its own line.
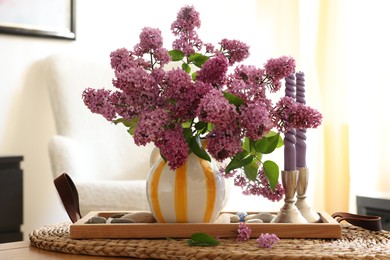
left=253, top=0, right=390, bottom=214
left=345, top=1, right=390, bottom=207
left=315, top=0, right=390, bottom=212
left=208, top=0, right=389, bottom=213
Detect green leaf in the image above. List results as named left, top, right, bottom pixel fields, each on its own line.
left=192, top=72, right=198, bottom=81
left=188, top=53, right=209, bottom=68
left=266, top=131, right=284, bottom=148
left=244, top=161, right=259, bottom=182
left=255, top=133, right=281, bottom=154
left=188, top=137, right=211, bottom=162
left=182, top=127, right=193, bottom=140
left=225, top=151, right=254, bottom=173
left=194, top=121, right=208, bottom=131
left=182, top=63, right=191, bottom=74
left=187, top=233, right=220, bottom=246
left=114, top=118, right=130, bottom=127
left=263, top=160, right=279, bottom=191
left=249, top=139, right=258, bottom=155
left=223, top=92, right=245, bottom=107
left=168, top=50, right=184, bottom=61
left=207, top=122, right=214, bottom=132
left=242, top=137, right=251, bottom=152
left=114, top=117, right=139, bottom=136
left=181, top=120, right=192, bottom=128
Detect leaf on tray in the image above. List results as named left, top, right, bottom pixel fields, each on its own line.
left=187, top=233, right=220, bottom=246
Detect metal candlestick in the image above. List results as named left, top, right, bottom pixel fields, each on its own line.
left=272, top=170, right=307, bottom=223
left=295, top=167, right=321, bottom=223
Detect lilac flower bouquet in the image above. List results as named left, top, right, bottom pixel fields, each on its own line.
left=83, top=6, right=322, bottom=202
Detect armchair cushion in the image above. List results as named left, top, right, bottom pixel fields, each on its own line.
left=46, top=52, right=154, bottom=213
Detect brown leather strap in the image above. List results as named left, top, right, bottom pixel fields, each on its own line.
left=332, top=212, right=382, bottom=231
left=54, top=173, right=82, bottom=223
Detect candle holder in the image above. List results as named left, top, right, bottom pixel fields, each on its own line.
left=272, top=170, right=307, bottom=223
left=295, top=167, right=321, bottom=223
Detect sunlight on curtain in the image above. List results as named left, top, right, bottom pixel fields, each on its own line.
left=250, top=0, right=355, bottom=214
left=203, top=0, right=390, bottom=213
left=345, top=0, right=390, bottom=208
left=301, top=0, right=390, bottom=213
left=314, top=0, right=351, bottom=213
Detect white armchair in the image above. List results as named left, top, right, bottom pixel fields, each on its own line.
left=46, top=52, right=155, bottom=216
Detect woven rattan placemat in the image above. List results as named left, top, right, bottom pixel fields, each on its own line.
left=29, top=222, right=390, bottom=259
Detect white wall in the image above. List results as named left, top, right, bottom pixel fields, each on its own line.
left=2, top=0, right=291, bottom=240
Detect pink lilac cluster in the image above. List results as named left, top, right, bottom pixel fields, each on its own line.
left=256, top=233, right=280, bottom=248
left=171, top=6, right=202, bottom=55
left=264, top=56, right=296, bottom=92
left=229, top=168, right=284, bottom=201
left=220, top=39, right=250, bottom=65
left=83, top=5, right=322, bottom=190
left=197, top=56, right=301, bottom=163
left=237, top=222, right=252, bottom=241
left=196, top=53, right=229, bottom=86
left=275, top=96, right=322, bottom=133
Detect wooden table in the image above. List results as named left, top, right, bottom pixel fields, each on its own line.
left=0, top=241, right=139, bottom=259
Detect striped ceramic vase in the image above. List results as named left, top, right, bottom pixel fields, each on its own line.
left=146, top=152, right=226, bottom=223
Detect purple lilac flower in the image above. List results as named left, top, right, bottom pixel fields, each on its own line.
left=220, top=39, right=250, bottom=65
left=223, top=167, right=284, bottom=202
left=237, top=222, right=251, bottom=241
left=243, top=169, right=284, bottom=202
left=110, top=48, right=136, bottom=72
left=196, top=54, right=228, bottom=86
left=239, top=102, right=274, bottom=140
left=206, top=126, right=243, bottom=161
left=226, top=65, right=271, bottom=103
left=107, top=91, right=141, bottom=121
left=234, top=174, right=248, bottom=188
left=156, top=125, right=188, bottom=170
left=82, top=88, right=116, bottom=121
left=197, top=88, right=238, bottom=128
left=153, top=47, right=171, bottom=66
left=112, top=67, right=159, bottom=112
left=264, top=56, right=296, bottom=84
left=172, top=34, right=201, bottom=56
left=275, top=96, right=322, bottom=133
left=171, top=5, right=202, bottom=55
left=256, top=233, right=280, bottom=248
left=162, top=69, right=210, bottom=121
left=133, top=109, right=171, bottom=146
left=171, top=5, right=201, bottom=34
left=113, top=67, right=155, bottom=93
left=293, top=105, right=323, bottom=129
left=221, top=167, right=236, bottom=178
left=130, top=27, right=170, bottom=68
left=204, top=43, right=215, bottom=53
left=134, top=27, right=163, bottom=53
left=274, top=96, right=296, bottom=132
left=150, top=67, right=166, bottom=85
left=233, top=65, right=265, bottom=84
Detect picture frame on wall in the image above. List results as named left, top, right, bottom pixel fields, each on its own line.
left=0, top=0, right=75, bottom=40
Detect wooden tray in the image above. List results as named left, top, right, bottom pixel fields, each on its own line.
left=70, top=211, right=341, bottom=239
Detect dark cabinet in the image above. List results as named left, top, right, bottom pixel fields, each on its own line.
left=0, top=156, right=23, bottom=243
left=357, top=195, right=390, bottom=231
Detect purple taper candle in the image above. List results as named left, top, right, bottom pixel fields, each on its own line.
left=284, top=74, right=296, bottom=171
left=295, top=71, right=307, bottom=168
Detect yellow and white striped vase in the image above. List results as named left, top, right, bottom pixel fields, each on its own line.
left=146, top=152, right=226, bottom=223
